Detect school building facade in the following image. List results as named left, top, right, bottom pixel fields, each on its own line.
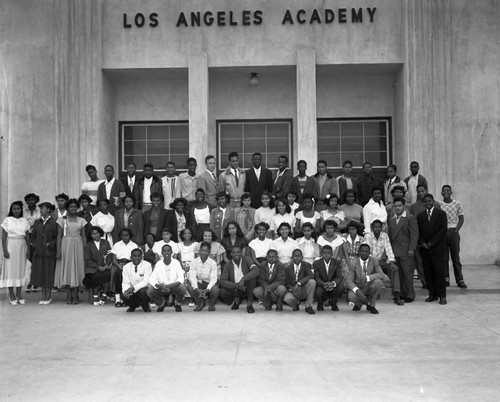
left=0, top=0, right=498, bottom=264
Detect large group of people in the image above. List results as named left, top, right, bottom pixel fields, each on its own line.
left=1, top=153, right=467, bottom=315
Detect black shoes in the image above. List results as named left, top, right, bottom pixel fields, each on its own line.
left=367, top=306, right=379, bottom=314
left=157, top=306, right=165, bottom=312
left=246, top=305, right=255, bottom=314
left=457, top=282, right=468, bottom=289
left=404, top=298, right=414, bottom=303
left=175, top=304, right=182, bottom=312
left=317, top=305, right=324, bottom=312
left=276, top=306, right=283, bottom=312
left=425, top=296, right=438, bottom=302
left=305, top=306, right=315, bottom=315
left=231, top=302, right=240, bottom=310
left=293, top=305, right=300, bottom=311
left=352, top=305, right=361, bottom=311
left=439, top=297, right=447, bottom=305
left=393, top=293, right=404, bottom=306
left=126, top=307, right=135, bottom=313
left=331, top=304, right=339, bottom=312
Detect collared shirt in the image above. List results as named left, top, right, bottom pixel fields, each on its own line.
left=294, top=263, right=301, bottom=281
left=342, top=234, right=364, bottom=259
left=81, top=179, right=105, bottom=204
left=317, top=235, right=345, bottom=260
left=161, top=176, right=177, bottom=210
left=363, top=232, right=395, bottom=262
left=268, top=263, right=275, bottom=280
left=427, top=207, right=435, bottom=221
left=439, top=200, right=464, bottom=228
left=152, top=240, right=180, bottom=259
left=297, top=237, right=320, bottom=264
left=122, top=260, right=152, bottom=292
left=41, top=216, right=51, bottom=226
left=363, top=198, right=388, bottom=233
left=127, top=176, right=136, bottom=192
left=189, top=257, right=218, bottom=290
left=23, top=207, right=41, bottom=232
left=149, top=258, right=184, bottom=287
left=123, top=209, right=132, bottom=228
left=274, top=168, right=288, bottom=184
left=94, top=240, right=101, bottom=250
left=111, top=240, right=138, bottom=260
left=270, top=213, right=296, bottom=232
left=143, top=177, right=153, bottom=204
left=254, top=206, right=274, bottom=226
left=393, top=210, right=407, bottom=225
left=105, top=178, right=116, bottom=200
left=207, top=169, right=217, bottom=183
left=249, top=237, right=274, bottom=259
left=272, top=237, right=298, bottom=265
left=253, top=166, right=261, bottom=181
left=407, top=174, right=420, bottom=204
left=233, top=260, right=244, bottom=283
left=176, top=172, right=199, bottom=202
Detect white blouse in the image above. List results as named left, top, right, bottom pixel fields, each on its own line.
left=1, top=217, right=30, bottom=238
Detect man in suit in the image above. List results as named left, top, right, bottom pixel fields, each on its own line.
left=357, top=162, right=383, bottom=207
left=417, top=194, right=448, bottom=305
left=336, top=160, right=358, bottom=204
left=143, top=192, right=168, bottom=241
left=253, top=249, right=287, bottom=311
left=272, top=155, right=293, bottom=200
left=97, top=165, right=126, bottom=215
left=219, top=151, right=246, bottom=208
left=388, top=197, right=419, bottom=302
left=135, top=163, right=162, bottom=211
left=313, top=160, right=338, bottom=211
left=283, top=249, right=316, bottom=314
left=404, top=161, right=428, bottom=205
left=290, top=160, right=317, bottom=204
left=384, top=164, right=408, bottom=205
left=219, top=246, right=260, bottom=314
left=313, top=245, right=344, bottom=312
left=245, top=152, right=273, bottom=208
left=346, top=243, right=388, bottom=314
left=113, top=195, right=144, bottom=245
left=122, top=248, right=152, bottom=313
left=122, top=162, right=138, bottom=202
left=197, top=155, right=219, bottom=209
left=209, top=191, right=235, bottom=240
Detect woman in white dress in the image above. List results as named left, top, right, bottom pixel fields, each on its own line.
left=294, top=193, right=321, bottom=237
left=1, top=201, right=30, bottom=305
left=253, top=191, right=275, bottom=234
left=320, top=193, right=345, bottom=231
left=269, top=199, right=296, bottom=239
left=90, top=198, right=115, bottom=247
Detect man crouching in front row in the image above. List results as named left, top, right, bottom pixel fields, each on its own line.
left=122, top=248, right=152, bottom=313
left=346, top=243, right=389, bottom=315
left=283, top=249, right=316, bottom=314
left=146, top=244, right=186, bottom=312
left=253, top=249, right=287, bottom=311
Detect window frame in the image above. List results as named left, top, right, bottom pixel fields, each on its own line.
left=216, top=119, right=294, bottom=173
left=118, top=120, right=189, bottom=173
left=316, top=117, right=392, bottom=173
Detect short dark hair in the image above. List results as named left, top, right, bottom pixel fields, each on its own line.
left=371, top=219, right=383, bottom=227
left=169, top=197, right=188, bottom=210
left=387, top=164, right=397, bottom=171
left=277, top=222, right=292, bottom=234
left=410, top=161, right=419, bottom=167
left=104, top=164, right=114, bottom=171
left=98, top=198, right=110, bottom=205
left=254, top=222, right=270, bottom=232
left=371, top=187, right=383, bottom=195
left=343, top=160, right=353, bottom=167
left=205, top=155, right=215, bottom=163
left=393, top=196, right=406, bottom=205
left=359, top=243, right=370, bottom=251
left=86, top=164, right=97, bottom=172
left=161, top=244, right=172, bottom=253
left=55, top=193, right=69, bottom=201
left=119, top=228, right=133, bottom=238
left=131, top=248, right=143, bottom=257
left=317, top=159, right=327, bottom=166
left=127, top=162, right=137, bottom=168
left=321, top=245, right=333, bottom=252
left=363, top=161, right=372, bottom=168
left=123, top=195, right=135, bottom=205
left=199, top=241, right=212, bottom=251
left=90, top=226, right=104, bottom=237
left=252, top=152, right=262, bottom=158
left=416, top=183, right=427, bottom=191
left=166, top=161, right=175, bottom=167
left=391, top=185, right=406, bottom=195
left=302, top=222, right=314, bottom=231
left=442, top=184, right=452, bottom=191
left=424, top=194, right=434, bottom=201
left=228, top=151, right=239, bottom=160
left=143, top=163, right=154, bottom=170
left=160, top=228, right=172, bottom=235
left=186, top=157, right=197, bottom=165
left=150, top=192, right=164, bottom=202
left=78, top=194, right=93, bottom=204
left=322, top=219, right=338, bottom=231
left=65, top=198, right=79, bottom=210
left=278, top=155, right=289, bottom=163
left=24, top=193, right=40, bottom=203
left=297, top=160, right=307, bottom=168
left=342, top=189, right=357, bottom=204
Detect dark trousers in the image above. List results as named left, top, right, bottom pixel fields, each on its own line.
left=315, top=279, right=344, bottom=307
left=446, top=229, right=464, bottom=284
left=414, top=247, right=427, bottom=286
left=379, top=259, right=401, bottom=295
left=82, top=270, right=111, bottom=289
left=146, top=283, right=186, bottom=305
left=421, top=250, right=447, bottom=298
left=123, top=287, right=150, bottom=311
left=109, top=267, right=123, bottom=294
left=347, top=279, right=383, bottom=307
left=395, top=256, right=415, bottom=300
left=253, top=285, right=287, bottom=308
left=219, top=278, right=257, bottom=305
left=187, top=281, right=219, bottom=308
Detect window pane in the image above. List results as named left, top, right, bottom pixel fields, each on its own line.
left=365, top=136, right=387, bottom=151
left=243, top=124, right=265, bottom=139
left=318, top=122, right=340, bottom=138
left=340, top=122, right=363, bottom=137
left=170, top=139, right=189, bottom=155
left=124, top=140, right=147, bottom=154
left=220, top=124, right=243, bottom=139
left=267, top=138, right=289, bottom=152
left=243, top=138, right=263, bottom=154
left=267, top=123, right=289, bottom=138
left=318, top=152, right=341, bottom=168
left=124, top=155, right=147, bottom=168
left=318, top=136, right=340, bottom=149
left=364, top=152, right=387, bottom=167
left=123, top=125, right=146, bottom=140
left=171, top=154, right=189, bottom=170
left=364, top=122, right=386, bottom=137
left=148, top=125, right=168, bottom=140
left=220, top=139, right=243, bottom=154
left=148, top=156, right=168, bottom=170
left=148, top=140, right=170, bottom=154
left=341, top=152, right=364, bottom=167
left=170, top=125, right=189, bottom=140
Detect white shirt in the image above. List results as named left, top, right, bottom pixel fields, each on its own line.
left=407, top=175, right=420, bottom=204
left=233, top=260, right=244, bottom=283
left=122, top=260, right=152, bottom=292
left=111, top=240, right=138, bottom=260
left=189, top=257, right=218, bottom=290
left=272, top=237, right=298, bottom=265
left=270, top=213, right=296, bottom=232
left=149, top=258, right=184, bottom=287
left=249, top=237, right=274, bottom=259
left=127, top=176, right=136, bottom=192
left=393, top=210, right=407, bottom=224
left=143, top=177, right=153, bottom=204
left=105, top=178, right=116, bottom=200
left=363, top=198, right=388, bottom=233
left=297, top=237, right=320, bottom=265
left=152, top=240, right=180, bottom=259
left=161, top=176, right=177, bottom=210
left=93, top=240, right=101, bottom=250
left=253, top=166, right=261, bottom=181
left=81, top=179, right=105, bottom=204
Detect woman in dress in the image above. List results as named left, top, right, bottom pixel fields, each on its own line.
left=253, top=191, right=275, bottom=234
left=54, top=198, right=87, bottom=305
left=1, top=201, right=30, bottom=305
left=110, top=228, right=138, bottom=307
left=190, top=188, right=211, bottom=242
left=166, top=198, right=192, bottom=243
left=338, top=189, right=363, bottom=230
left=77, top=194, right=95, bottom=241
left=233, top=193, right=255, bottom=239
left=195, top=228, right=226, bottom=277
left=320, top=193, right=345, bottom=231
left=316, top=220, right=349, bottom=262
left=177, top=227, right=198, bottom=271
left=30, top=202, right=58, bottom=304
left=272, top=222, right=298, bottom=266
left=294, top=193, right=321, bottom=237
left=90, top=198, right=115, bottom=246
left=221, top=221, right=247, bottom=263
left=248, top=222, right=274, bottom=269
left=269, top=199, right=296, bottom=239
left=342, top=221, right=364, bottom=263
left=52, top=193, right=69, bottom=220
left=83, top=226, right=112, bottom=306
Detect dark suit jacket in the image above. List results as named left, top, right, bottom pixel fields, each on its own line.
left=97, top=179, right=126, bottom=215
left=220, top=257, right=260, bottom=290
left=388, top=213, right=419, bottom=257
left=404, top=174, right=428, bottom=190
left=290, top=176, right=317, bottom=203
left=143, top=208, right=169, bottom=241
left=313, top=258, right=343, bottom=289
left=121, top=175, right=138, bottom=200
left=272, top=168, right=293, bottom=200
left=357, top=174, right=384, bottom=206
left=31, top=217, right=58, bottom=257
left=210, top=207, right=235, bottom=241
left=140, top=244, right=156, bottom=266
left=284, top=261, right=314, bottom=289
left=84, top=239, right=112, bottom=275
left=417, top=208, right=448, bottom=255
left=198, top=170, right=219, bottom=209
left=245, top=167, right=273, bottom=208
left=165, top=210, right=192, bottom=243
left=135, top=175, right=162, bottom=210
left=313, top=173, right=338, bottom=201
left=345, top=256, right=388, bottom=290
left=113, top=208, right=144, bottom=245
left=257, top=261, right=286, bottom=290
left=338, top=176, right=358, bottom=204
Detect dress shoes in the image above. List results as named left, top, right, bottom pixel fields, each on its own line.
left=404, top=298, right=414, bottom=303
left=425, top=296, right=438, bottom=302
left=246, top=305, right=255, bottom=314
left=393, top=295, right=404, bottom=306
left=439, top=297, right=447, bottom=305
left=175, top=304, right=182, bottom=312
left=305, top=306, right=315, bottom=315
left=368, top=306, right=379, bottom=314
left=293, top=305, right=300, bottom=312
left=264, top=306, right=272, bottom=311
left=208, top=305, right=215, bottom=311
left=331, top=304, right=339, bottom=312
left=317, top=305, right=324, bottom=312
left=126, top=307, right=136, bottom=312
left=457, top=282, right=468, bottom=289
left=352, top=305, right=361, bottom=311
left=157, top=306, right=165, bottom=312
left=231, top=302, right=240, bottom=310
left=276, top=306, right=283, bottom=312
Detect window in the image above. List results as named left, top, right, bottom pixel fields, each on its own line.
left=119, top=122, right=189, bottom=172
left=317, top=118, right=391, bottom=169
left=217, top=120, right=293, bottom=171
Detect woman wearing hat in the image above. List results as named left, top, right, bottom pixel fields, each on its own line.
left=30, top=202, right=58, bottom=304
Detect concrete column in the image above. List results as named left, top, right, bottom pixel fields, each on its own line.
left=188, top=53, right=209, bottom=167
left=296, top=49, right=317, bottom=172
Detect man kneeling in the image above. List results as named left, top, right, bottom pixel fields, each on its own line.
left=346, top=244, right=389, bottom=314
left=219, top=246, right=260, bottom=314
left=147, top=244, right=186, bottom=312
left=187, top=241, right=219, bottom=311
left=253, top=249, right=287, bottom=311
left=283, top=249, right=316, bottom=314
left=122, top=248, right=153, bottom=313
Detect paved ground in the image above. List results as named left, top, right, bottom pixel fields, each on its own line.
left=1, top=265, right=499, bottom=401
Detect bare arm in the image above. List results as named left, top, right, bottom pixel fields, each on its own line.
left=2, top=229, right=9, bottom=258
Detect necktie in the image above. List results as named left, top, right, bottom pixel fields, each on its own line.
left=427, top=210, right=431, bottom=221
left=234, top=169, right=239, bottom=187
left=244, top=208, right=251, bottom=231
left=362, top=261, right=367, bottom=275
left=268, top=265, right=273, bottom=280
left=134, top=265, right=138, bottom=273
left=129, top=179, right=133, bottom=192
left=212, top=172, right=217, bottom=183
left=295, top=265, right=300, bottom=281
left=171, top=178, right=176, bottom=195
